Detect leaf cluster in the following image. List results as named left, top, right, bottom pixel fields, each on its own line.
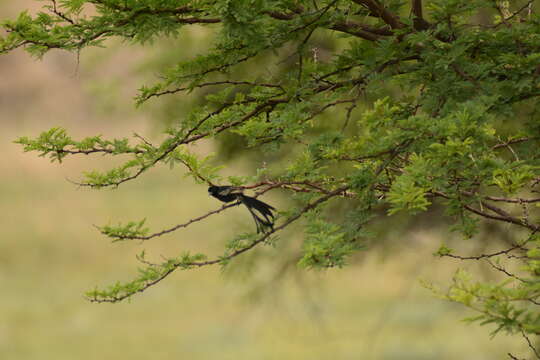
left=3, top=1, right=540, bottom=355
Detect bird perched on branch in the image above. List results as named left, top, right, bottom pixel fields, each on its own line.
left=208, top=185, right=275, bottom=233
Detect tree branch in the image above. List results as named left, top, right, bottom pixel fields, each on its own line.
left=100, top=202, right=241, bottom=241
left=464, top=202, right=538, bottom=231
left=351, top=0, right=404, bottom=29
left=330, top=21, right=384, bottom=41
left=492, top=137, right=533, bottom=150
left=440, top=244, right=524, bottom=261
left=87, top=185, right=350, bottom=303
left=483, top=196, right=540, bottom=204
left=411, top=0, right=430, bottom=30
left=143, top=80, right=284, bottom=100
left=522, top=330, right=540, bottom=359
left=430, top=191, right=540, bottom=232
left=74, top=97, right=287, bottom=188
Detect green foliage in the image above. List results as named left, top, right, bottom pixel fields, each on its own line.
left=85, top=251, right=209, bottom=302
left=426, top=232, right=540, bottom=341
left=299, top=210, right=358, bottom=268
left=3, top=0, right=540, bottom=356
left=387, top=156, right=432, bottom=215
left=443, top=266, right=540, bottom=336
left=98, top=219, right=149, bottom=242
left=492, top=164, right=539, bottom=195
left=15, top=127, right=141, bottom=163
left=434, top=243, right=453, bottom=257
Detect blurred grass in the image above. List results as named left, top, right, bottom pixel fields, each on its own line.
left=0, top=2, right=530, bottom=359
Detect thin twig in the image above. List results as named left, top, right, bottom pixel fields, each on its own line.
left=504, top=0, right=535, bottom=22
left=99, top=202, right=241, bottom=241
left=484, top=258, right=527, bottom=283
left=440, top=244, right=524, bottom=261
left=521, top=330, right=540, bottom=359
left=147, top=80, right=283, bottom=99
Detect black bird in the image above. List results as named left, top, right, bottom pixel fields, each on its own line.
left=208, top=185, right=275, bottom=233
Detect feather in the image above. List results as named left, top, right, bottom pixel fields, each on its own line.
left=208, top=185, right=275, bottom=233
left=240, top=195, right=275, bottom=233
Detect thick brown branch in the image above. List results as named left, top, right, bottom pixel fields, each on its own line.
left=492, top=137, right=533, bottom=150
left=411, top=0, right=423, bottom=19
left=265, top=5, right=389, bottom=41
left=351, top=0, right=404, bottom=29
left=411, top=0, right=430, bottom=30
left=342, top=21, right=393, bottom=36
left=174, top=17, right=221, bottom=24
left=264, top=11, right=295, bottom=20
left=330, top=21, right=383, bottom=41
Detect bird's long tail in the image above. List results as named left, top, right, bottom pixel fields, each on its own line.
left=239, top=195, right=275, bottom=233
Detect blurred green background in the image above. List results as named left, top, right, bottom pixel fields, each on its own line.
left=0, top=1, right=528, bottom=359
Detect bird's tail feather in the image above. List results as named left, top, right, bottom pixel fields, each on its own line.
left=240, top=195, right=275, bottom=233
left=245, top=206, right=266, bottom=233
